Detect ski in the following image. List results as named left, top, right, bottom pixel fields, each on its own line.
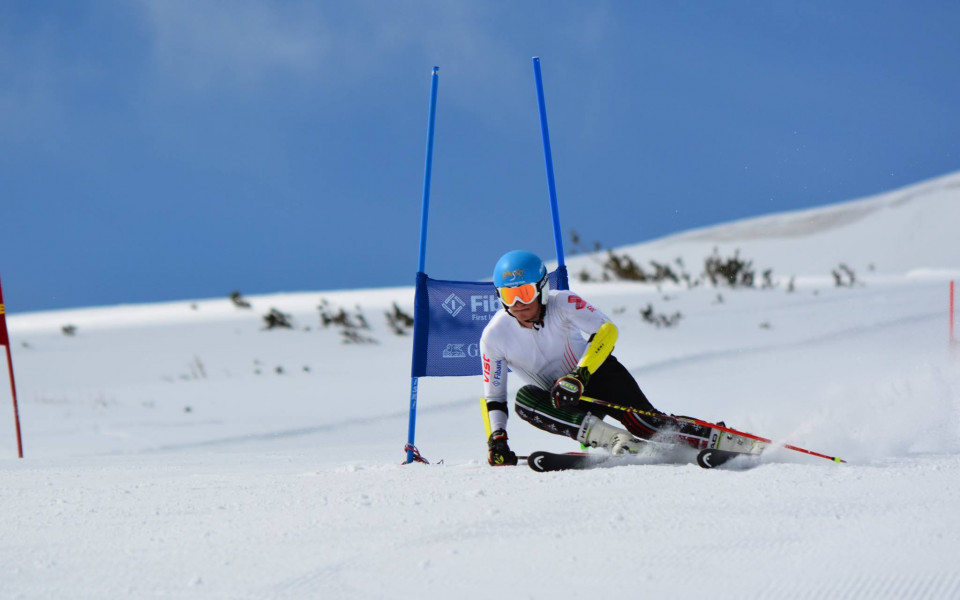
left=696, top=448, right=760, bottom=469
left=528, top=447, right=760, bottom=472
left=527, top=451, right=612, bottom=472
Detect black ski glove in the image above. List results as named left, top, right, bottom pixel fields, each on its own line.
left=487, top=429, right=518, bottom=466
left=551, top=367, right=590, bottom=409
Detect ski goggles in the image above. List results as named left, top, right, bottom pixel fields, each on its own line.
left=498, top=280, right=543, bottom=307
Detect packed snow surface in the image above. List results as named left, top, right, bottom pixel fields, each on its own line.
left=2, top=172, right=960, bottom=598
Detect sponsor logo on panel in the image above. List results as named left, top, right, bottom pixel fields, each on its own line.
left=444, top=343, right=481, bottom=360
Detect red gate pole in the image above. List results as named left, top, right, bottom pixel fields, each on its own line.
left=3, top=345, right=22, bottom=458
left=0, top=275, right=24, bottom=458
left=951, top=280, right=956, bottom=344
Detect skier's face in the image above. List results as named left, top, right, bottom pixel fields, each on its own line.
left=508, top=297, right=542, bottom=328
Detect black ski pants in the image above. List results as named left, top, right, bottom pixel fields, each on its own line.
left=514, top=355, right=713, bottom=447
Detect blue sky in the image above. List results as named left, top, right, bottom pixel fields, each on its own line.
left=2, top=1, right=958, bottom=312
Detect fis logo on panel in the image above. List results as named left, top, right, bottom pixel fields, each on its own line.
left=442, top=293, right=466, bottom=317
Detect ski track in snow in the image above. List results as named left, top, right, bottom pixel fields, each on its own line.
left=144, top=399, right=475, bottom=454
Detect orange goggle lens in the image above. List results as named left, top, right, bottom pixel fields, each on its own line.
left=498, top=283, right=540, bottom=307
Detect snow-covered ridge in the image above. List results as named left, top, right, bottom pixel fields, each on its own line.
left=676, top=169, right=960, bottom=241
left=8, top=169, right=959, bottom=328
left=566, top=168, right=960, bottom=280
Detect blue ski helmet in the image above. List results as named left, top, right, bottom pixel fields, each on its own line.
left=493, top=250, right=549, bottom=305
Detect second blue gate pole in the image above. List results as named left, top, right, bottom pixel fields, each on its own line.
left=532, top=57, right=569, bottom=291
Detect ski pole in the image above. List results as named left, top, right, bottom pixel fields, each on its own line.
left=579, top=395, right=845, bottom=464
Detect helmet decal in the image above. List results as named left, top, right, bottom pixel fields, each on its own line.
left=501, top=268, right=525, bottom=283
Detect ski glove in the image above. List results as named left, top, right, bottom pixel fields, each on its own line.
left=551, top=367, right=590, bottom=409
left=487, top=429, right=518, bottom=466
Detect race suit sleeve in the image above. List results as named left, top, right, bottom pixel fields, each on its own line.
left=480, top=329, right=509, bottom=433
left=555, top=291, right=612, bottom=354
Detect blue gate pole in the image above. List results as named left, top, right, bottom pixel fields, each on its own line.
left=406, top=66, right=440, bottom=464
left=417, top=67, right=440, bottom=276
left=532, top=57, right=569, bottom=291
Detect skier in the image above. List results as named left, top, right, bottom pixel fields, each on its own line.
left=481, top=250, right=717, bottom=466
